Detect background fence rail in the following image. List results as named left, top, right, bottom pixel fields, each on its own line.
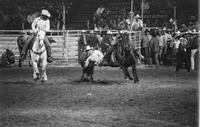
left=0, top=30, right=142, bottom=65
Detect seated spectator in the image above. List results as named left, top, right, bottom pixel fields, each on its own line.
left=131, top=14, right=143, bottom=31
left=179, top=24, right=188, bottom=32
left=117, top=18, right=128, bottom=30
left=96, top=5, right=105, bottom=16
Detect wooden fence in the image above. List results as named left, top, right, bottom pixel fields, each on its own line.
left=0, top=30, right=142, bottom=65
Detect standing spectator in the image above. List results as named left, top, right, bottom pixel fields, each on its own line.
left=158, top=29, right=164, bottom=64
left=176, top=37, right=190, bottom=72
left=166, top=18, right=176, bottom=33
left=149, top=30, right=160, bottom=68
left=141, top=29, right=151, bottom=64
left=96, top=5, right=105, bottom=16
left=162, top=27, right=173, bottom=65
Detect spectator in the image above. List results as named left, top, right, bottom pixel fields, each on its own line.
left=141, top=29, right=151, bottom=64
left=158, top=29, right=164, bottom=64
left=176, top=37, right=190, bottom=72
left=141, top=0, right=150, bottom=14
left=117, top=18, right=128, bottom=30
left=96, top=5, right=105, bottom=16
left=149, top=30, right=160, bottom=68
left=131, top=14, right=143, bottom=31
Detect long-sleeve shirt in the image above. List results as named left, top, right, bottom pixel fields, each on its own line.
left=32, top=17, right=50, bottom=33
left=131, top=19, right=143, bottom=31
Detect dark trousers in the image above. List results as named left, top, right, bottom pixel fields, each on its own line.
left=176, top=51, right=190, bottom=71
left=22, top=35, right=52, bottom=57
left=141, top=47, right=149, bottom=64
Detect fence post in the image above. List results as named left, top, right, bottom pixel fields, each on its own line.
left=65, top=30, right=69, bottom=62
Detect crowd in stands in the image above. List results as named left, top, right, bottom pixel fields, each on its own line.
left=0, top=0, right=72, bottom=30
left=140, top=16, right=198, bottom=70
left=81, top=13, right=199, bottom=71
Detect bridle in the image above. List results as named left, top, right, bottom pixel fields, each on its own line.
left=31, top=32, right=46, bottom=55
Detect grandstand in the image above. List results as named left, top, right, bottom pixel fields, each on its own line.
left=0, top=0, right=198, bottom=30
left=0, top=0, right=198, bottom=65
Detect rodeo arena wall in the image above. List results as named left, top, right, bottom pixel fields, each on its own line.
left=0, top=30, right=142, bottom=65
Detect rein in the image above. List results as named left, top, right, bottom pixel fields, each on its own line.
left=31, top=49, right=45, bottom=55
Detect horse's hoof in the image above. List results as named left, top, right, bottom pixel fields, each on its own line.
left=134, top=79, right=139, bottom=84
left=129, top=78, right=133, bottom=80
left=34, top=77, right=40, bottom=81
left=33, top=73, right=40, bottom=81
left=41, top=77, right=47, bottom=82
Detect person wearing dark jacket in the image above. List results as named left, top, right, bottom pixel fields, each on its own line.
left=176, top=37, right=190, bottom=72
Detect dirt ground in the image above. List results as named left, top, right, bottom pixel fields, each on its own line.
left=0, top=66, right=198, bottom=127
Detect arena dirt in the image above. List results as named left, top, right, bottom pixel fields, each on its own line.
left=0, top=66, right=198, bottom=127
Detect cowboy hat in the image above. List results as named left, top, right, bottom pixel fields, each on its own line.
left=41, top=9, right=51, bottom=18
left=135, top=14, right=141, bottom=18
left=86, top=45, right=92, bottom=51
left=169, top=18, right=173, bottom=22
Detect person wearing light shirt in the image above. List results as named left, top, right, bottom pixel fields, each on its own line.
left=131, top=14, right=143, bottom=31
left=21, top=9, right=53, bottom=63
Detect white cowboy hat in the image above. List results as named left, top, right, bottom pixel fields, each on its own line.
left=107, top=31, right=112, bottom=34
left=86, top=45, right=92, bottom=51
left=126, top=19, right=131, bottom=24
left=169, top=18, right=173, bottom=22
left=175, top=31, right=181, bottom=35
left=41, top=9, right=51, bottom=18
left=163, top=27, right=166, bottom=31
left=135, top=14, right=141, bottom=18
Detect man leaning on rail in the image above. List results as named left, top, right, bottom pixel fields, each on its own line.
left=20, top=9, right=53, bottom=63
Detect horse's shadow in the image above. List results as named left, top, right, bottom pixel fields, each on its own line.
left=70, top=79, right=123, bottom=86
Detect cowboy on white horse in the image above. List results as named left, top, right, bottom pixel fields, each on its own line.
left=20, top=9, right=53, bottom=63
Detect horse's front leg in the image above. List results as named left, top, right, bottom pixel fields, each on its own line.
left=132, top=64, right=139, bottom=83
left=30, top=53, right=40, bottom=80
left=32, top=61, right=40, bottom=81
left=121, top=66, right=133, bottom=80
left=41, top=53, right=48, bottom=82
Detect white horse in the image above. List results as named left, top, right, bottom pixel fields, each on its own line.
left=30, top=30, right=48, bottom=82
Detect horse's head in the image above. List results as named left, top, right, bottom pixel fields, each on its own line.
left=6, top=49, right=15, bottom=64
left=36, top=30, right=46, bottom=48
left=37, top=30, right=46, bottom=42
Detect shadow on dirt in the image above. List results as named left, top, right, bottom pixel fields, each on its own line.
left=70, top=79, right=123, bottom=86
left=0, top=80, right=49, bottom=86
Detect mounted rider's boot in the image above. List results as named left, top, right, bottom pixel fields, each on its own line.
left=20, top=36, right=34, bottom=61
left=46, top=46, right=53, bottom=63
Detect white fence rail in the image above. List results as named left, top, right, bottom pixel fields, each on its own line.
left=0, top=30, right=142, bottom=64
